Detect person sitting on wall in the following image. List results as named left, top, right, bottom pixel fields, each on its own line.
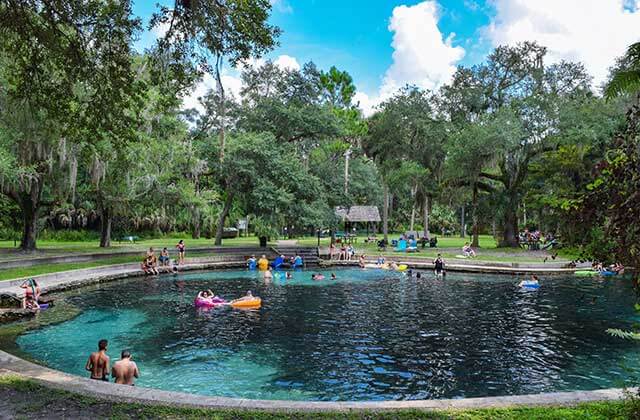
left=272, top=255, right=285, bottom=269
left=258, top=255, right=269, bottom=271
left=292, top=254, right=303, bottom=268
left=462, top=242, right=476, bottom=258
left=247, top=255, right=257, bottom=270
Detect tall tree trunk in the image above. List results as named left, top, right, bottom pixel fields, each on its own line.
left=471, top=183, right=479, bottom=247
left=499, top=191, right=520, bottom=247
left=19, top=196, right=39, bottom=251
left=344, top=147, right=351, bottom=195
left=215, top=59, right=226, bottom=162
left=99, top=207, right=111, bottom=248
left=191, top=174, right=201, bottom=239
left=17, top=179, right=43, bottom=252
left=382, top=183, right=389, bottom=242
left=409, top=206, right=415, bottom=232
left=460, top=205, right=466, bottom=238
left=422, top=195, right=430, bottom=239
left=214, top=191, right=234, bottom=246
left=409, top=185, right=416, bottom=232
left=191, top=207, right=201, bottom=239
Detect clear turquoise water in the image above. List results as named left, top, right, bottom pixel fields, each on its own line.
left=15, top=268, right=640, bottom=401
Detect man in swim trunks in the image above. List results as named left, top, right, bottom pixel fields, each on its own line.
left=86, top=339, right=110, bottom=381
left=159, top=248, right=170, bottom=271
left=112, top=350, right=139, bottom=385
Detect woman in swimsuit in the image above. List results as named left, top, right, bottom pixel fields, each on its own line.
left=176, top=240, right=185, bottom=265
left=20, top=278, right=40, bottom=304
left=23, top=295, right=40, bottom=311
left=434, top=254, right=446, bottom=277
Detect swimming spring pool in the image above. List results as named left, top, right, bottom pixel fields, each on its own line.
left=14, top=268, right=640, bottom=401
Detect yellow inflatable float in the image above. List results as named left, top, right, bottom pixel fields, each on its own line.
left=230, top=297, right=262, bottom=309
left=363, top=263, right=408, bottom=272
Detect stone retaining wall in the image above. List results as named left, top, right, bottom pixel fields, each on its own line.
left=0, top=246, right=274, bottom=270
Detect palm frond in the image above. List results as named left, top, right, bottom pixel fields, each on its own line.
left=606, top=328, right=640, bottom=340
left=604, top=70, right=640, bottom=100
left=627, top=42, right=640, bottom=64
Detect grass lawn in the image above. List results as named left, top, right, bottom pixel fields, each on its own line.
left=0, top=374, right=635, bottom=419
left=0, top=236, right=261, bottom=257
left=300, top=235, right=565, bottom=264
left=0, top=248, right=221, bottom=282
left=0, top=255, right=141, bottom=282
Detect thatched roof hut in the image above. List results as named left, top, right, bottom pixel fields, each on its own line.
left=335, top=206, right=381, bottom=223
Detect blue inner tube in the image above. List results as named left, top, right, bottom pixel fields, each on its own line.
left=600, top=271, right=616, bottom=276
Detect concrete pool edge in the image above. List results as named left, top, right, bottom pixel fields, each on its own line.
left=0, top=258, right=590, bottom=301
left=0, top=350, right=632, bottom=411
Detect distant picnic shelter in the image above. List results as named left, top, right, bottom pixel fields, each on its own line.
left=335, top=206, right=381, bottom=237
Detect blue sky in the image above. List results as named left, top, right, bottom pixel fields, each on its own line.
left=132, top=0, right=493, bottom=94
left=265, top=0, right=493, bottom=93
left=132, top=1, right=640, bottom=114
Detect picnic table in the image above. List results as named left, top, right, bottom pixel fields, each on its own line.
left=520, top=240, right=540, bottom=250
left=118, top=235, right=140, bottom=244
left=335, top=233, right=357, bottom=245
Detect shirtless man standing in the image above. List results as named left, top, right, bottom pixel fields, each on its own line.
left=111, top=350, right=139, bottom=385
left=85, top=339, right=110, bottom=381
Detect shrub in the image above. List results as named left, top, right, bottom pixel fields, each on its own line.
left=38, top=229, right=100, bottom=242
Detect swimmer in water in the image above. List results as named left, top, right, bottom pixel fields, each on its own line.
left=518, top=275, right=539, bottom=288
left=234, top=290, right=254, bottom=302
left=86, top=339, right=110, bottom=381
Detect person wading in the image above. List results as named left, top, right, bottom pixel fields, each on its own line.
left=85, top=339, right=110, bottom=381
left=111, top=350, right=140, bottom=385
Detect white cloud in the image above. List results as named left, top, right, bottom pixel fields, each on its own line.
left=486, top=0, right=640, bottom=87
left=150, top=20, right=170, bottom=39
left=353, top=91, right=377, bottom=117
left=182, top=55, right=300, bottom=113
left=273, top=55, right=301, bottom=71
left=353, top=1, right=465, bottom=116
left=380, top=1, right=465, bottom=98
